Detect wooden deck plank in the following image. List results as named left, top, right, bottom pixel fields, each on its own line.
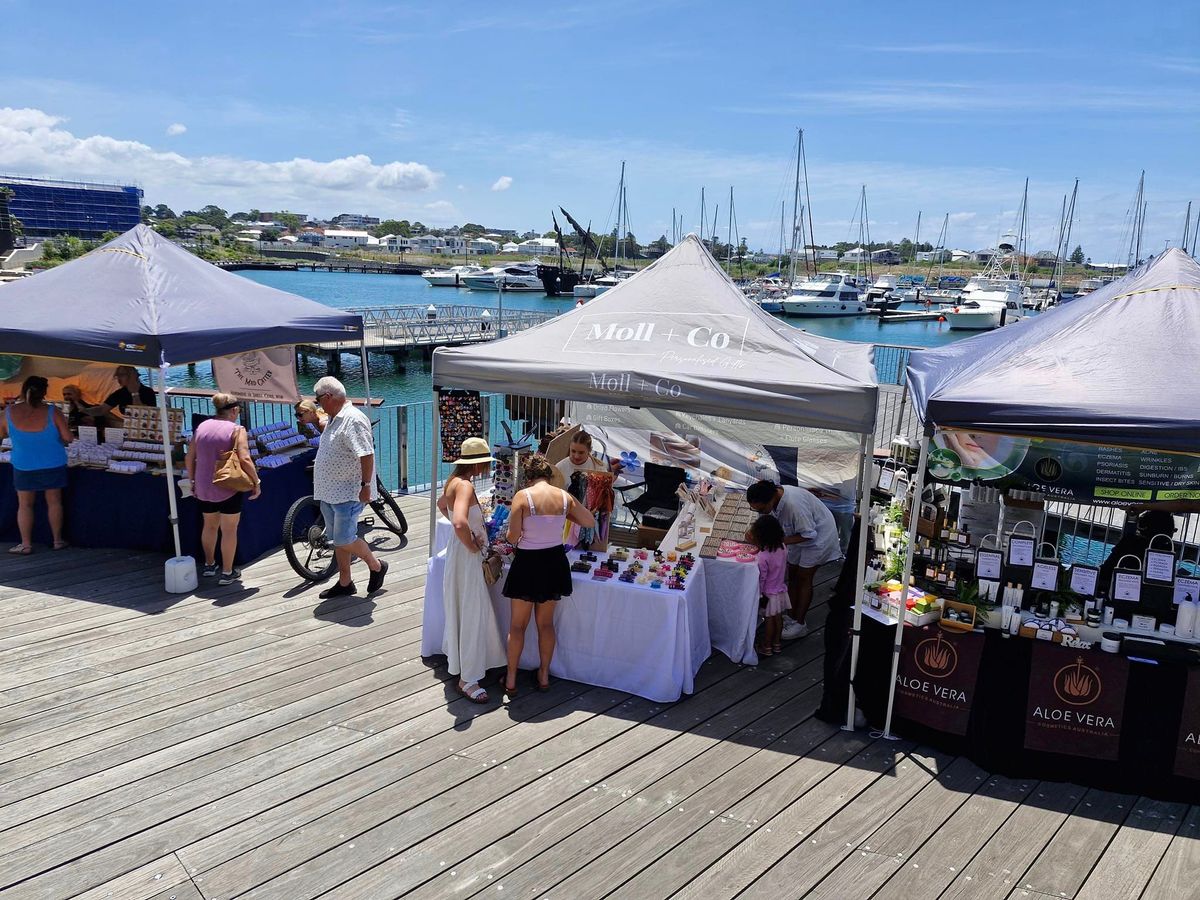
left=1140, top=804, right=1200, bottom=898
left=1009, top=789, right=1134, bottom=899
left=1075, top=797, right=1187, bottom=900
left=71, top=853, right=191, bottom=900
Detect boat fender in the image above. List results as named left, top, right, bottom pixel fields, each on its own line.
left=938, top=316, right=946, bottom=322
left=840, top=304, right=846, bottom=310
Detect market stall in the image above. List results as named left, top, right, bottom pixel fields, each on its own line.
left=852, top=248, right=1200, bottom=801
left=427, top=235, right=879, bottom=700
left=0, top=226, right=363, bottom=576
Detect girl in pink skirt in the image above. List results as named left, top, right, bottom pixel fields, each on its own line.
left=749, top=515, right=789, bottom=657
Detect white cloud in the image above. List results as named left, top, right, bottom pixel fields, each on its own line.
left=165, top=122, right=187, bottom=136
left=0, top=107, right=441, bottom=211
left=491, top=175, right=513, bottom=192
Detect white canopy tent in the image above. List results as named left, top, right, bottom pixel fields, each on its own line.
left=432, top=235, right=880, bottom=725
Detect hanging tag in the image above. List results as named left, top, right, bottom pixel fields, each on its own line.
left=1144, top=549, right=1176, bottom=585
left=1031, top=561, right=1059, bottom=591
left=1069, top=565, right=1099, bottom=597
left=1113, top=572, right=1143, bottom=603
left=976, top=550, right=1002, bottom=580
left=1007, top=537, right=1035, bottom=567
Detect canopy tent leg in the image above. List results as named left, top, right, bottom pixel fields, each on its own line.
left=881, top=431, right=930, bottom=740
left=359, top=336, right=372, bottom=415
left=428, top=387, right=440, bottom=556
left=844, top=433, right=874, bottom=731
left=155, top=364, right=183, bottom=559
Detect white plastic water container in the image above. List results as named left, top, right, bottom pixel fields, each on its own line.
left=165, top=556, right=198, bottom=594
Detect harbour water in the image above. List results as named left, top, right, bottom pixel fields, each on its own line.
left=170, top=269, right=977, bottom=405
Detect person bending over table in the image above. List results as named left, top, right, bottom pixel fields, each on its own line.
left=311, top=376, right=387, bottom=600
left=747, top=479, right=842, bottom=640
left=0, top=376, right=75, bottom=554
left=186, top=393, right=260, bottom=585
left=81, top=365, right=156, bottom=423
left=503, top=453, right=594, bottom=696
left=295, top=398, right=328, bottom=434
left=554, top=430, right=622, bottom=481
left=437, top=437, right=506, bottom=704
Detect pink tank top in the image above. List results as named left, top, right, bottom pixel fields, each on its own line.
left=193, top=418, right=240, bottom=502
left=519, top=488, right=568, bottom=550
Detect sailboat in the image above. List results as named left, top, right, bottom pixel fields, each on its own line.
left=943, top=182, right=1029, bottom=331
left=572, top=162, right=635, bottom=300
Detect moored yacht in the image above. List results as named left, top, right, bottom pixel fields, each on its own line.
left=780, top=272, right=867, bottom=317
left=943, top=276, right=1025, bottom=330
left=865, top=274, right=897, bottom=302
left=422, top=264, right=486, bottom=287
left=462, top=261, right=544, bottom=292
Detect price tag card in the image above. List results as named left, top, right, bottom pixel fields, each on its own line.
left=1144, top=550, right=1176, bottom=584
left=877, top=468, right=895, bottom=492
left=1113, top=571, right=1143, bottom=603
left=976, top=550, right=1003, bottom=580
left=103, top=427, right=125, bottom=446
left=1069, top=565, right=1099, bottom=597
left=1008, top=537, right=1035, bottom=567
left=77, top=425, right=98, bottom=444
left=1174, top=576, right=1200, bottom=606
left=1031, top=561, right=1059, bottom=591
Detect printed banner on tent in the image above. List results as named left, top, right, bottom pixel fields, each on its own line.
left=1174, top=667, right=1200, bottom=781
left=571, top=402, right=861, bottom=501
left=213, top=347, right=300, bottom=403
left=438, top=389, right=484, bottom=463
left=894, top=625, right=984, bottom=735
left=1024, top=642, right=1129, bottom=760
left=924, top=431, right=1200, bottom=507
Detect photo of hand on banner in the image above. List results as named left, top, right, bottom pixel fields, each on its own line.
left=930, top=430, right=1030, bottom=481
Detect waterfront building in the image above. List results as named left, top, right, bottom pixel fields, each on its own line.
left=322, top=229, right=376, bottom=249
left=0, top=175, right=142, bottom=239
left=331, top=213, right=380, bottom=228
left=469, top=238, right=499, bottom=255
left=515, top=237, right=559, bottom=255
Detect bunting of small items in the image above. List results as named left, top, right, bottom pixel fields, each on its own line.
left=438, top=389, right=484, bottom=463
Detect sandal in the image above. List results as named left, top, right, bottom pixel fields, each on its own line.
left=52, top=541, right=69, bottom=551
left=7, top=544, right=32, bottom=555
left=457, top=682, right=489, bottom=704
left=502, top=680, right=519, bottom=699
left=536, top=673, right=551, bottom=692
left=756, top=644, right=773, bottom=658
left=772, top=642, right=783, bottom=655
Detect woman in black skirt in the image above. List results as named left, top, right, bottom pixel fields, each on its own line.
left=503, top=454, right=595, bottom=696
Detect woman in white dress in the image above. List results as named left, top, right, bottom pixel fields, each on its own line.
left=437, top=438, right=506, bottom=703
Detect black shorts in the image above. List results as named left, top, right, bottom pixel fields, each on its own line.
left=198, top=492, right=246, bottom=516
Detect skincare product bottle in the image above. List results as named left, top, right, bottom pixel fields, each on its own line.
left=1009, top=609, right=1022, bottom=635
left=1177, top=599, right=1198, bottom=639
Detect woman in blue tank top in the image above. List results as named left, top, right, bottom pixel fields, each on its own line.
left=0, top=376, right=74, bottom=554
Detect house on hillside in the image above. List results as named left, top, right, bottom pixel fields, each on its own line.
left=322, top=229, right=376, bottom=249
left=840, top=246, right=869, bottom=262
left=871, top=248, right=900, bottom=265
left=950, top=249, right=974, bottom=262
left=499, top=241, right=520, bottom=253
left=916, top=248, right=950, bottom=262
left=516, top=237, right=559, bottom=256
left=972, top=248, right=997, bottom=264
left=469, top=238, right=499, bottom=255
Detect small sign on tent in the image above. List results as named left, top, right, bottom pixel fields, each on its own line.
left=213, top=347, right=300, bottom=404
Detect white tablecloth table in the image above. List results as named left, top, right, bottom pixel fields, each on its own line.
left=423, top=521, right=711, bottom=702
left=661, top=496, right=761, bottom=666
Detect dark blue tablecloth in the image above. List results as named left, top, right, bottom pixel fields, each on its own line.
left=0, top=454, right=313, bottom=564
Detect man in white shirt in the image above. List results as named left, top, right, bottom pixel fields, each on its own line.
left=747, top=479, right=842, bottom=639
left=312, top=376, right=387, bottom=599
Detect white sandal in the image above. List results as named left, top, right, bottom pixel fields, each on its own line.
left=457, top=682, right=489, bottom=704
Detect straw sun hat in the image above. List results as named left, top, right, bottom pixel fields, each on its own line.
left=452, top=437, right=496, bottom=466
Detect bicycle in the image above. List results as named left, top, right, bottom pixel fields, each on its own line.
left=283, top=472, right=408, bottom=581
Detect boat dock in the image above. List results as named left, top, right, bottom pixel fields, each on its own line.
left=873, top=308, right=948, bottom=323
left=296, top=304, right=556, bottom=372
left=0, top=492, right=1194, bottom=899
left=216, top=259, right=423, bottom=276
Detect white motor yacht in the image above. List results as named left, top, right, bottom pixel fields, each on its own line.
left=422, top=264, right=486, bottom=287
left=942, top=278, right=1025, bottom=330
left=462, top=261, right=544, bottom=292
left=780, top=272, right=867, bottom=317
left=865, top=274, right=897, bottom=302
left=572, top=273, right=624, bottom=299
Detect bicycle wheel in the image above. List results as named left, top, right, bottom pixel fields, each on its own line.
left=283, top=496, right=339, bottom=581
left=370, top=476, right=408, bottom=536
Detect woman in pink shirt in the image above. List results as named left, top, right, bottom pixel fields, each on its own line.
left=185, top=393, right=259, bottom=585
left=749, top=514, right=788, bottom=657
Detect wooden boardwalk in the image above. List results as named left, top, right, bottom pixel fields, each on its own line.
left=0, top=493, right=1195, bottom=899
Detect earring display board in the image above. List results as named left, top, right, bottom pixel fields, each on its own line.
left=121, top=406, right=183, bottom=443
left=438, top=389, right=484, bottom=463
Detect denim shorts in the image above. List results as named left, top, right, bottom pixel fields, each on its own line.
left=319, top=500, right=364, bottom=546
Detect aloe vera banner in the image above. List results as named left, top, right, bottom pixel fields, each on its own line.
left=1174, top=667, right=1200, bottom=781
left=1024, top=642, right=1129, bottom=760
left=924, top=431, right=1200, bottom=508
left=894, top=625, right=984, bottom=735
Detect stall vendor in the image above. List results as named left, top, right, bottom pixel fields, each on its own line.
left=81, top=366, right=156, bottom=421
left=295, top=398, right=328, bottom=434
left=60, top=384, right=95, bottom=431
left=747, top=479, right=842, bottom=640
left=1098, top=509, right=1178, bottom=590
left=554, top=430, right=621, bottom=482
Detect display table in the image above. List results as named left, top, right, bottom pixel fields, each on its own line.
left=0, top=454, right=313, bottom=565
left=423, top=523, right=711, bottom=702
left=854, top=617, right=1200, bottom=804
left=661, top=494, right=761, bottom=665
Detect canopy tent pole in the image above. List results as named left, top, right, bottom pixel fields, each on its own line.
left=881, top=430, right=930, bottom=740
left=359, top=336, right=372, bottom=415
left=428, top=387, right=440, bottom=556
left=844, top=433, right=875, bottom=730
left=154, top=363, right=183, bottom=559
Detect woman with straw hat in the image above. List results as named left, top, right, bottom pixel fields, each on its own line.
left=436, top=437, right=506, bottom=703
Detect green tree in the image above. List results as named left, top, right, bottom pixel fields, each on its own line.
left=276, top=212, right=302, bottom=232
left=140, top=205, right=153, bottom=223
left=653, top=235, right=671, bottom=254
left=1070, top=245, right=1085, bottom=265
left=259, top=228, right=281, bottom=242
left=153, top=204, right=176, bottom=220
left=100, top=231, right=119, bottom=243
left=460, top=222, right=486, bottom=236
left=154, top=220, right=178, bottom=238
left=410, top=221, right=427, bottom=235
left=897, top=238, right=914, bottom=261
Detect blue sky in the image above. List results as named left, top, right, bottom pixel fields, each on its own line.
left=1, top=0, right=1197, bottom=261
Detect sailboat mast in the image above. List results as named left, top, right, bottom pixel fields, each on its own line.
left=1018, top=178, right=1030, bottom=280
left=861, top=186, right=873, bottom=281
left=778, top=201, right=786, bottom=271
left=700, top=187, right=706, bottom=244
left=1061, top=179, right=1078, bottom=285
left=800, top=129, right=818, bottom=277
left=1183, top=201, right=1192, bottom=250
left=726, top=187, right=734, bottom=272
left=789, top=128, right=802, bottom=283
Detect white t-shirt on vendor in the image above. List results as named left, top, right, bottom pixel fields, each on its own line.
left=314, top=403, right=377, bottom=505
left=555, top=454, right=607, bottom=481
left=771, top=484, right=841, bottom=568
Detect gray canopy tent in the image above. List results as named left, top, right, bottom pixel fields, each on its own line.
left=433, top=235, right=880, bottom=726
left=0, top=225, right=364, bottom=565
left=870, top=248, right=1200, bottom=738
